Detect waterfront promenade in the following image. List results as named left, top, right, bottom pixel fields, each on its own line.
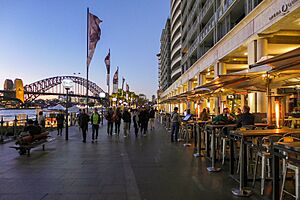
left=0, top=121, right=262, bottom=200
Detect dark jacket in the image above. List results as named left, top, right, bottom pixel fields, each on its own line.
left=122, top=111, right=131, bottom=123
left=237, top=113, right=255, bottom=128
left=105, top=110, right=114, bottom=122
left=24, top=125, right=41, bottom=136
left=56, top=113, right=65, bottom=125
left=139, top=110, right=149, bottom=123
left=149, top=110, right=155, bottom=118
left=79, top=113, right=90, bottom=129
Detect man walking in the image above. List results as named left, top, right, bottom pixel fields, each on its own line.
left=56, top=111, right=64, bottom=136
left=122, top=108, right=131, bottom=138
left=91, top=108, right=101, bottom=143
left=149, top=107, right=155, bottom=130
left=171, top=107, right=181, bottom=143
left=105, top=107, right=114, bottom=136
left=79, top=109, right=89, bottom=143
left=139, top=107, right=149, bottom=136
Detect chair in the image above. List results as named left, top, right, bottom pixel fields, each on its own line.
left=279, top=136, right=300, bottom=200
left=252, top=135, right=282, bottom=195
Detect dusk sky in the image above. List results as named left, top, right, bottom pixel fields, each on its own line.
left=0, top=0, right=170, bottom=98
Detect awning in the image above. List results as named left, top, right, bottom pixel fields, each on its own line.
left=251, top=47, right=300, bottom=74
left=194, top=74, right=257, bottom=93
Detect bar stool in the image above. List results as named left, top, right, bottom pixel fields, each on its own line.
left=280, top=136, right=300, bottom=200
left=252, top=135, right=282, bottom=195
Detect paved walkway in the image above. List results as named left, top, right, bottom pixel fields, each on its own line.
left=0, top=120, right=264, bottom=200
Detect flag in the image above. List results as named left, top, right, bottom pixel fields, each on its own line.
left=122, top=77, right=125, bottom=91
left=104, top=49, right=110, bottom=74
left=105, top=49, right=110, bottom=86
left=113, top=67, right=119, bottom=93
left=126, top=83, right=129, bottom=92
left=87, top=12, right=102, bottom=68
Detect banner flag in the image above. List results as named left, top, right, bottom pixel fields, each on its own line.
left=113, top=67, right=119, bottom=93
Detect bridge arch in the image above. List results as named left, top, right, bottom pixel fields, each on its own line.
left=24, top=76, right=105, bottom=102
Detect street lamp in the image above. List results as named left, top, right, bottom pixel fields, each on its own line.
left=62, top=79, right=74, bottom=140
left=99, top=92, right=106, bottom=125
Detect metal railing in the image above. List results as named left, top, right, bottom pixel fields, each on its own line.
left=199, top=15, right=216, bottom=42
left=216, top=0, right=237, bottom=21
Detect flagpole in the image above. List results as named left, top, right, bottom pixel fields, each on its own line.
left=86, top=7, right=89, bottom=109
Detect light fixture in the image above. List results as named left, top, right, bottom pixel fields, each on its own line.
left=244, top=52, right=248, bottom=56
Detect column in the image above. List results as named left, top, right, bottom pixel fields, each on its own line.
left=213, top=62, right=227, bottom=114
left=187, top=80, right=193, bottom=111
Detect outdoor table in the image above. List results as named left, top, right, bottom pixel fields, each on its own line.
left=272, top=141, right=300, bottom=200
left=254, top=123, right=268, bottom=128
left=205, top=124, right=236, bottom=172
left=229, top=128, right=300, bottom=197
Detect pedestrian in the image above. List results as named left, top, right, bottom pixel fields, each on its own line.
left=132, top=109, right=139, bottom=137
left=79, top=109, right=89, bottom=143
left=38, top=111, right=46, bottom=129
left=171, top=107, right=181, bottom=143
left=139, top=107, right=149, bottom=136
left=128, top=109, right=132, bottom=132
left=149, top=107, right=155, bottom=130
left=91, top=108, right=101, bottom=143
left=122, top=107, right=131, bottom=138
left=113, top=107, right=122, bottom=135
left=56, top=111, right=65, bottom=136
left=105, top=107, right=114, bottom=136
left=77, top=109, right=82, bottom=133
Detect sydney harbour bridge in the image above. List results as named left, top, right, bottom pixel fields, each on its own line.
left=0, top=76, right=106, bottom=104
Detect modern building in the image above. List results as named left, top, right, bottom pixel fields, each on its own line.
left=160, top=0, right=300, bottom=118
left=159, top=19, right=172, bottom=91
left=170, top=0, right=182, bottom=82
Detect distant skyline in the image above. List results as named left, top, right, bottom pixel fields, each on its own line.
left=0, top=0, right=170, bottom=98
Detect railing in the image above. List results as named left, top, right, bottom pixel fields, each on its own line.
left=187, top=16, right=199, bottom=41
left=187, top=1, right=199, bottom=26
left=181, top=53, right=189, bottom=65
left=216, top=0, right=237, bottom=20
left=189, top=36, right=199, bottom=56
left=199, top=15, right=216, bottom=43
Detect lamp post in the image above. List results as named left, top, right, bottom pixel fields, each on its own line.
left=99, top=92, right=106, bottom=125
left=62, top=79, right=74, bottom=141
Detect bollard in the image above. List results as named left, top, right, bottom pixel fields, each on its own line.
left=183, top=124, right=192, bottom=147
left=0, top=116, right=3, bottom=143
left=193, top=124, right=202, bottom=157
left=13, top=115, right=17, bottom=139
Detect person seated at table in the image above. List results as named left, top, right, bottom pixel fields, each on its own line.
left=236, top=105, right=255, bottom=128
left=212, top=108, right=235, bottom=125
left=235, top=108, right=242, bottom=118
left=199, top=108, right=210, bottom=121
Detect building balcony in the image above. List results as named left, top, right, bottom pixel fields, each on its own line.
left=199, top=15, right=215, bottom=43
left=181, top=53, right=188, bottom=65
left=171, top=67, right=181, bottom=80
left=216, top=0, right=237, bottom=21
left=186, top=16, right=199, bottom=41
left=187, top=1, right=199, bottom=27
left=171, top=0, right=181, bottom=19
left=188, top=36, right=199, bottom=57
left=198, top=0, right=214, bottom=24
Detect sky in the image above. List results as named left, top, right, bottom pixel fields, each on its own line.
left=0, top=0, right=170, bottom=99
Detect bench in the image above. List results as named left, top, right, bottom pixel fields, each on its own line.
left=10, top=137, right=55, bottom=157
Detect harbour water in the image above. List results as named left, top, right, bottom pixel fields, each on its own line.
left=0, top=109, right=37, bottom=121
